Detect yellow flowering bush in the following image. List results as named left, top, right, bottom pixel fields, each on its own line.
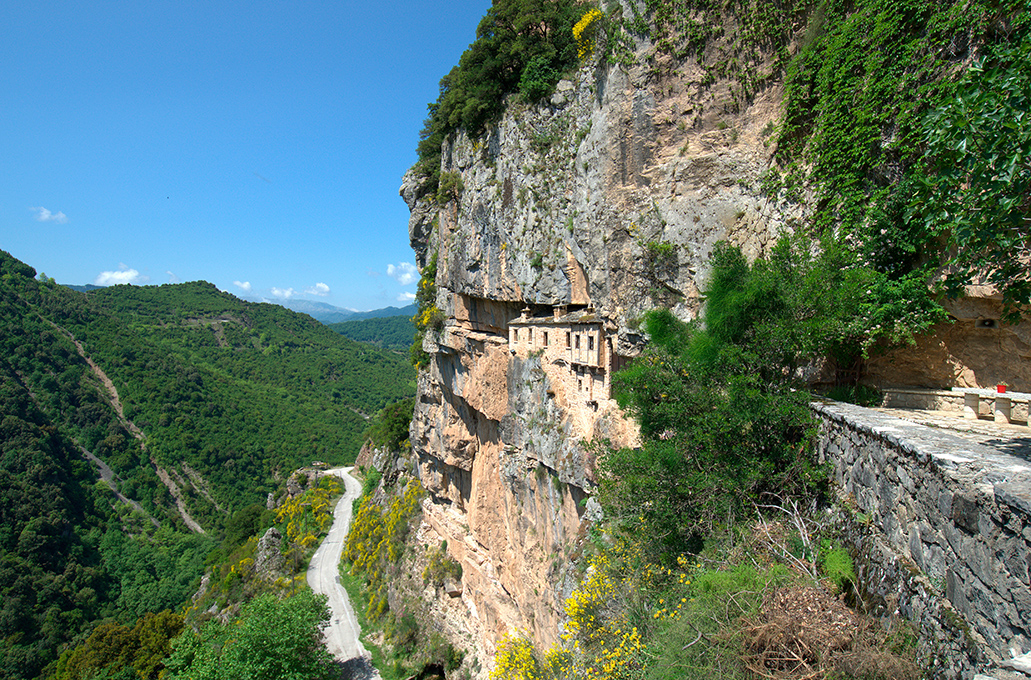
left=344, top=480, right=424, bottom=621
left=573, top=9, right=604, bottom=61
left=560, top=539, right=646, bottom=680
left=489, top=539, right=647, bottom=680
left=491, top=634, right=543, bottom=680
left=275, top=476, right=342, bottom=551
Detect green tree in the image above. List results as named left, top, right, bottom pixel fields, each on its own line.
left=53, top=610, right=183, bottom=680
left=364, top=398, right=415, bottom=450
left=164, top=590, right=335, bottom=680
left=600, top=240, right=853, bottom=559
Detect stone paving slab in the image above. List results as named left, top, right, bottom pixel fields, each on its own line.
left=873, top=407, right=1031, bottom=462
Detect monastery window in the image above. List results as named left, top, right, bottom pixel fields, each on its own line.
left=565, top=331, right=571, bottom=348
left=543, top=331, right=549, bottom=346
left=588, top=335, right=595, bottom=351
left=575, top=334, right=581, bottom=350
left=528, top=329, right=534, bottom=344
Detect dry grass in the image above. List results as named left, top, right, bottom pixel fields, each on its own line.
left=740, top=585, right=922, bottom=680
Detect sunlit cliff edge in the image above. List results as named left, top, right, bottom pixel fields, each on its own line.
left=394, top=1, right=1030, bottom=672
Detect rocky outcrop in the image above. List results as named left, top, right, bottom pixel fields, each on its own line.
left=253, top=527, right=286, bottom=582
left=866, top=295, right=1031, bottom=393
left=401, top=27, right=792, bottom=658
left=399, top=6, right=1030, bottom=671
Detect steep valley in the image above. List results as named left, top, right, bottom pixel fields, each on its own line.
left=0, top=253, right=414, bottom=677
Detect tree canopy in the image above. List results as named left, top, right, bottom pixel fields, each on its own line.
left=164, top=590, right=336, bottom=680
left=414, top=0, right=586, bottom=195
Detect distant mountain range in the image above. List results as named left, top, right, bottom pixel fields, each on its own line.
left=274, top=299, right=416, bottom=324
left=63, top=283, right=415, bottom=325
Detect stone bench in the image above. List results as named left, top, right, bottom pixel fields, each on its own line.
left=951, top=387, right=1030, bottom=424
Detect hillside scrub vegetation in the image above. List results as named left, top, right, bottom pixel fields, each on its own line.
left=491, top=531, right=920, bottom=680
left=0, top=249, right=414, bottom=678
left=340, top=463, right=468, bottom=680
left=414, top=0, right=587, bottom=196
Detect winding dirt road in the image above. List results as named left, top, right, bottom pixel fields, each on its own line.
left=307, top=468, right=379, bottom=678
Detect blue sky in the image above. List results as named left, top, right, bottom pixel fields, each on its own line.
left=0, top=0, right=490, bottom=311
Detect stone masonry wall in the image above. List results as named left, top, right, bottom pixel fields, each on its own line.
left=813, top=401, right=1031, bottom=679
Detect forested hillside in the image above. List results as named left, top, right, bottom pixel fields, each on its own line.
left=0, top=249, right=415, bottom=677
left=328, top=315, right=417, bottom=350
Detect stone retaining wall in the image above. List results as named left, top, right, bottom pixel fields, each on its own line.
left=813, top=401, right=1031, bottom=679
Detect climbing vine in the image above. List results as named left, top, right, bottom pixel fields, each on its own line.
left=776, top=0, right=1029, bottom=325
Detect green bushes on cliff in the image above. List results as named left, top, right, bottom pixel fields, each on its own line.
left=414, top=0, right=587, bottom=196
left=600, top=236, right=891, bottom=559
left=364, top=398, right=415, bottom=451
left=915, top=31, right=1031, bottom=321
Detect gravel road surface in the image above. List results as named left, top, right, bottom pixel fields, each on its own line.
left=307, top=468, right=379, bottom=677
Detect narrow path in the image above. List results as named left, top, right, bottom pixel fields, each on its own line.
left=307, top=468, right=380, bottom=679
left=79, top=446, right=159, bottom=527
left=44, top=317, right=205, bottom=533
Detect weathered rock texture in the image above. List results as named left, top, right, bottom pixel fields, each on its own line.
left=400, top=6, right=1031, bottom=673
left=867, top=296, right=1031, bottom=393
left=814, top=400, right=1031, bottom=679
left=402, top=20, right=796, bottom=663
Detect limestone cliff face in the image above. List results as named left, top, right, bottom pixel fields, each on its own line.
left=399, top=25, right=793, bottom=664
left=399, top=11, right=1029, bottom=670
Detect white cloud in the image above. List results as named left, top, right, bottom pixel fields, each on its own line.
left=30, top=207, right=68, bottom=224
left=306, top=282, right=330, bottom=296
left=270, top=287, right=296, bottom=299
left=397, top=291, right=416, bottom=302
left=94, top=264, right=148, bottom=286
left=166, top=271, right=180, bottom=284
left=387, top=262, right=419, bottom=286
left=233, top=280, right=252, bottom=292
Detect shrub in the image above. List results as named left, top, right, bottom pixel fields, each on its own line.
left=573, top=8, right=604, bottom=60
left=413, top=0, right=585, bottom=196
left=364, top=398, right=414, bottom=451
left=436, top=171, right=464, bottom=205
left=422, top=545, right=463, bottom=586
left=519, top=54, right=561, bottom=102
left=410, top=252, right=441, bottom=369
left=819, top=540, right=856, bottom=592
